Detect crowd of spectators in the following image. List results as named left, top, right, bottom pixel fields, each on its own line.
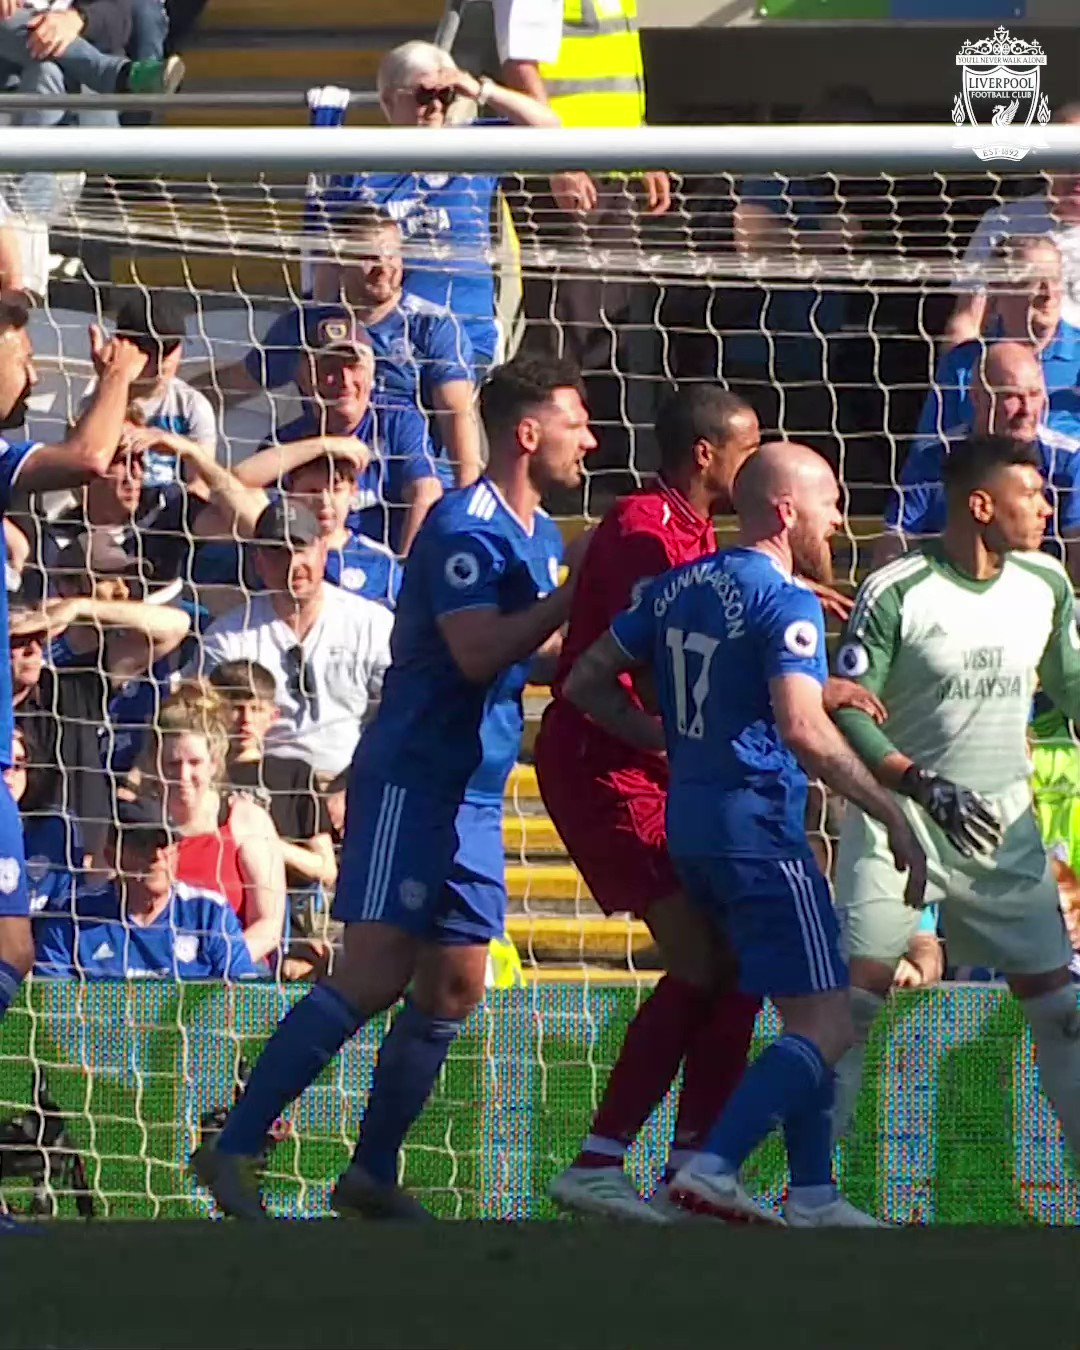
left=3, top=33, right=1080, bottom=989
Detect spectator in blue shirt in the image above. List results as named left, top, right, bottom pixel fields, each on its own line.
left=236, top=439, right=404, bottom=609
left=5, top=721, right=82, bottom=916
left=880, top=342, right=1080, bottom=579
left=34, top=798, right=260, bottom=981
left=250, top=323, right=444, bottom=555
left=307, top=43, right=559, bottom=380
left=918, top=235, right=1080, bottom=441
left=200, top=209, right=482, bottom=487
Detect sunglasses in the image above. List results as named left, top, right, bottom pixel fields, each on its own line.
left=413, top=86, right=456, bottom=110
left=284, top=645, right=319, bottom=715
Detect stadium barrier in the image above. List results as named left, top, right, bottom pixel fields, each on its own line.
left=0, top=982, right=1072, bottom=1225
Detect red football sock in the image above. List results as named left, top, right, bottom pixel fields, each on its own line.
left=575, top=975, right=711, bottom=1168
left=665, top=988, right=760, bottom=1177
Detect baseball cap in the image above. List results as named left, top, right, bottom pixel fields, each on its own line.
left=300, top=306, right=374, bottom=360
left=54, top=531, right=140, bottom=582
left=254, top=498, right=321, bottom=549
left=114, top=796, right=176, bottom=846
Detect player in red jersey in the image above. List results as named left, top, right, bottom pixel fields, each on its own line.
left=538, top=386, right=876, bottom=1221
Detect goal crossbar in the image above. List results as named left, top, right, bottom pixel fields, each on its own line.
left=1, top=123, right=1078, bottom=175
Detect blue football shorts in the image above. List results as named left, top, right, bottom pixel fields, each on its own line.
left=334, top=779, right=506, bottom=948
left=433, top=799, right=508, bottom=947
left=0, top=779, right=29, bottom=921
left=333, top=774, right=460, bottom=933
left=675, top=853, right=848, bottom=999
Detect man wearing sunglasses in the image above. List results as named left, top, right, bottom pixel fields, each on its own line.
left=308, top=40, right=559, bottom=383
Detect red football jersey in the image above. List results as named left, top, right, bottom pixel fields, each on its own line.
left=545, top=480, right=716, bottom=778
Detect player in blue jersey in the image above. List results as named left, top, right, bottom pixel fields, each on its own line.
left=0, top=300, right=151, bottom=1049
left=34, top=798, right=259, bottom=981
left=192, top=352, right=593, bottom=1219
left=201, top=208, right=482, bottom=488
left=307, top=45, right=559, bottom=377
left=564, top=442, right=926, bottom=1228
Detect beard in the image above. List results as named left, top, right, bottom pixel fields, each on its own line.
left=790, top=522, right=834, bottom=585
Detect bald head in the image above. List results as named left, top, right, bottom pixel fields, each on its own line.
left=733, top=441, right=840, bottom=584
left=733, top=441, right=834, bottom=517
left=973, top=341, right=1045, bottom=440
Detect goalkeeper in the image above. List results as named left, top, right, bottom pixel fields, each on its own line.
left=830, top=433, right=1080, bottom=1172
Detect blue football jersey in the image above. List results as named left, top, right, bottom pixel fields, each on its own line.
left=308, top=100, right=501, bottom=375
left=465, top=511, right=563, bottom=806
left=270, top=402, right=451, bottom=552
left=611, top=548, right=828, bottom=860
left=326, top=533, right=403, bottom=610
left=0, top=438, right=37, bottom=766
left=22, top=812, right=82, bottom=914
left=248, top=298, right=474, bottom=414
left=33, top=879, right=260, bottom=980
left=887, top=425, right=1080, bottom=546
left=356, top=479, right=564, bottom=800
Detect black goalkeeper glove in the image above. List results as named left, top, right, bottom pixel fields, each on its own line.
left=900, top=766, right=1003, bottom=859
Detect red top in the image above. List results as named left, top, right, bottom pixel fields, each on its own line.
left=545, top=480, right=716, bottom=779
left=175, top=815, right=247, bottom=924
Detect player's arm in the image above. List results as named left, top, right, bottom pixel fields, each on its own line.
left=563, top=630, right=665, bottom=753
left=16, top=331, right=147, bottom=493
left=433, top=531, right=574, bottom=684
left=563, top=585, right=665, bottom=752
left=833, top=576, right=1001, bottom=859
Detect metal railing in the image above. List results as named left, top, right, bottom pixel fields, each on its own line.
left=0, top=90, right=380, bottom=112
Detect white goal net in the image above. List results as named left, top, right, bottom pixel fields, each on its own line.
left=0, top=124, right=1077, bottom=1222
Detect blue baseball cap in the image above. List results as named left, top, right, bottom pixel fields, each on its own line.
left=300, top=306, right=374, bottom=359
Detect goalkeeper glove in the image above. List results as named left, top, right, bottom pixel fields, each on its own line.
left=900, top=765, right=1003, bottom=859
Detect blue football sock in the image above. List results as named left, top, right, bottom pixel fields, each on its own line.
left=217, top=983, right=364, bottom=1157
left=353, top=999, right=462, bottom=1185
left=784, top=1067, right=837, bottom=1197
left=0, top=960, right=23, bottom=1020
left=703, top=1033, right=829, bottom=1174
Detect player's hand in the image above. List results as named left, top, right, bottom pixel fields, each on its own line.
left=551, top=171, right=599, bottom=215
left=804, top=579, right=854, bottom=623
left=0, top=0, right=22, bottom=22
left=891, top=956, right=924, bottom=990
left=27, top=9, right=84, bottom=60
left=89, top=325, right=149, bottom=384
left=640, top=170, right=672, bottom=216
left=823, top=676, right=887, bottom=725
left=902, top=766, right=1003, bottom=860
left=884, top=815, right=927, bottom=910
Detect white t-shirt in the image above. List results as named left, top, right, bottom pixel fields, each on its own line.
left=193, top=584, right=394, bottom=777
left=491, top=0, right=563, bottom=65
left=80, top=375, right=217, bottom=487
left=961, top=192, right=1080, bottom=329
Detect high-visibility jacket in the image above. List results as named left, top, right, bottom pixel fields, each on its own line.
left=540, top=0, right=646, bottom=129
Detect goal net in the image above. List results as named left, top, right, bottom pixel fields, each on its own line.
left=0, top=123, right=1077, bottom=1222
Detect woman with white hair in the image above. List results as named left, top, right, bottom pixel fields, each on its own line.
left=310, top=40, right=558, bottom=377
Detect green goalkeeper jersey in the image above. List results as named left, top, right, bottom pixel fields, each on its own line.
left=834, top=541, right=1080, bottom=795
